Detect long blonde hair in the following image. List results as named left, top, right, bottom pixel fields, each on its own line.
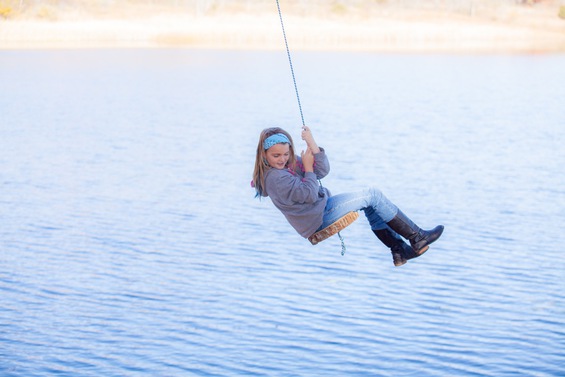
left=252, top=127, right=296, bottom=198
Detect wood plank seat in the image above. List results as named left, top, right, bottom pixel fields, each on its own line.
left=308, top=211, right=359, bottom=245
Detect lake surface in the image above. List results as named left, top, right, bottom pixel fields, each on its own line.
left=1, top=49, right=564, bottom=376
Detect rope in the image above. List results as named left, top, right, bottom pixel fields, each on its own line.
left=338, top=232, right=347, bottom=256
left=275, top=1, right=349, bottom=256
left=275, top=0, right=305, bottom=127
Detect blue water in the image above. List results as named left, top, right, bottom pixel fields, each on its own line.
left=1, top=49, right=564, bottom=376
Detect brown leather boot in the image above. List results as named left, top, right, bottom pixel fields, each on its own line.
left=373, top=228, right=422, bottom=267
left=386, top=210, right=444, bottom=255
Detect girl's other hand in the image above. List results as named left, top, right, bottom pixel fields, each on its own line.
left=301, top=147, right=315, bottom=173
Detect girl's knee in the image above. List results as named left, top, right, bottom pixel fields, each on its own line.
left=367, top=187, right=383, bottom=200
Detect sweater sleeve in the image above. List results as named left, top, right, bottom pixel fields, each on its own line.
left=277, top=171, right=319, bottom=204
left=295, top=147, right=330, bottom=180
left=266, top=169, right=319, bottom=205
left=313, top=147, right=330, bottom=179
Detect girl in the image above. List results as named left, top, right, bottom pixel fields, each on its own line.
left=252, top=126, right=444, bottom=266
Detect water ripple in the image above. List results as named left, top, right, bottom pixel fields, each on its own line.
left=1, top=50, right=564, bottom=376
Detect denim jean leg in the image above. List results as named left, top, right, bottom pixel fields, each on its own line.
left=363, top=206, right=388, bottom=231
left=319, top=188, right=399, bottom=231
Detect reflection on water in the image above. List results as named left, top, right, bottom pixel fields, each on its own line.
left=1, top=49, right=564, bottom=376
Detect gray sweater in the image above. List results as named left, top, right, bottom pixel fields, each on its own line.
left=264, top=149, right=330, bottom=238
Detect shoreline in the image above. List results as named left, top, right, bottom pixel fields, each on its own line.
left=1, top=7, right=564, bottom=53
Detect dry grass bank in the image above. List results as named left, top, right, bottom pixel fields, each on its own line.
left=1, top=0, right=564, bottom=52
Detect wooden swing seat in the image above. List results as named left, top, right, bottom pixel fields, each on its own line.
left=308, top=211, right=359, bottom=245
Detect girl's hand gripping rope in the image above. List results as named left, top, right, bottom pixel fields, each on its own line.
left=301, top=125, right=320, bottom=154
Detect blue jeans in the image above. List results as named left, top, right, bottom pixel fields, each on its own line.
left=318, top=188, right=399, bottom=232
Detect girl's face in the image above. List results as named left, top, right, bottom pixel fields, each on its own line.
left=265, top=143, right=290, bottom=169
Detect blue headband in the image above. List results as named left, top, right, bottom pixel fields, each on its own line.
left=263, top=133, right=290, bottom=150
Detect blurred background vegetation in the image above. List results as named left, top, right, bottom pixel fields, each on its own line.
left=1, top=0, right=564, bottom=20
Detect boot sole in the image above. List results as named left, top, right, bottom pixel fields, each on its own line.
left=414, top=225, right=444, bottom=256
left=416, top=245, right=429, bottom=256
